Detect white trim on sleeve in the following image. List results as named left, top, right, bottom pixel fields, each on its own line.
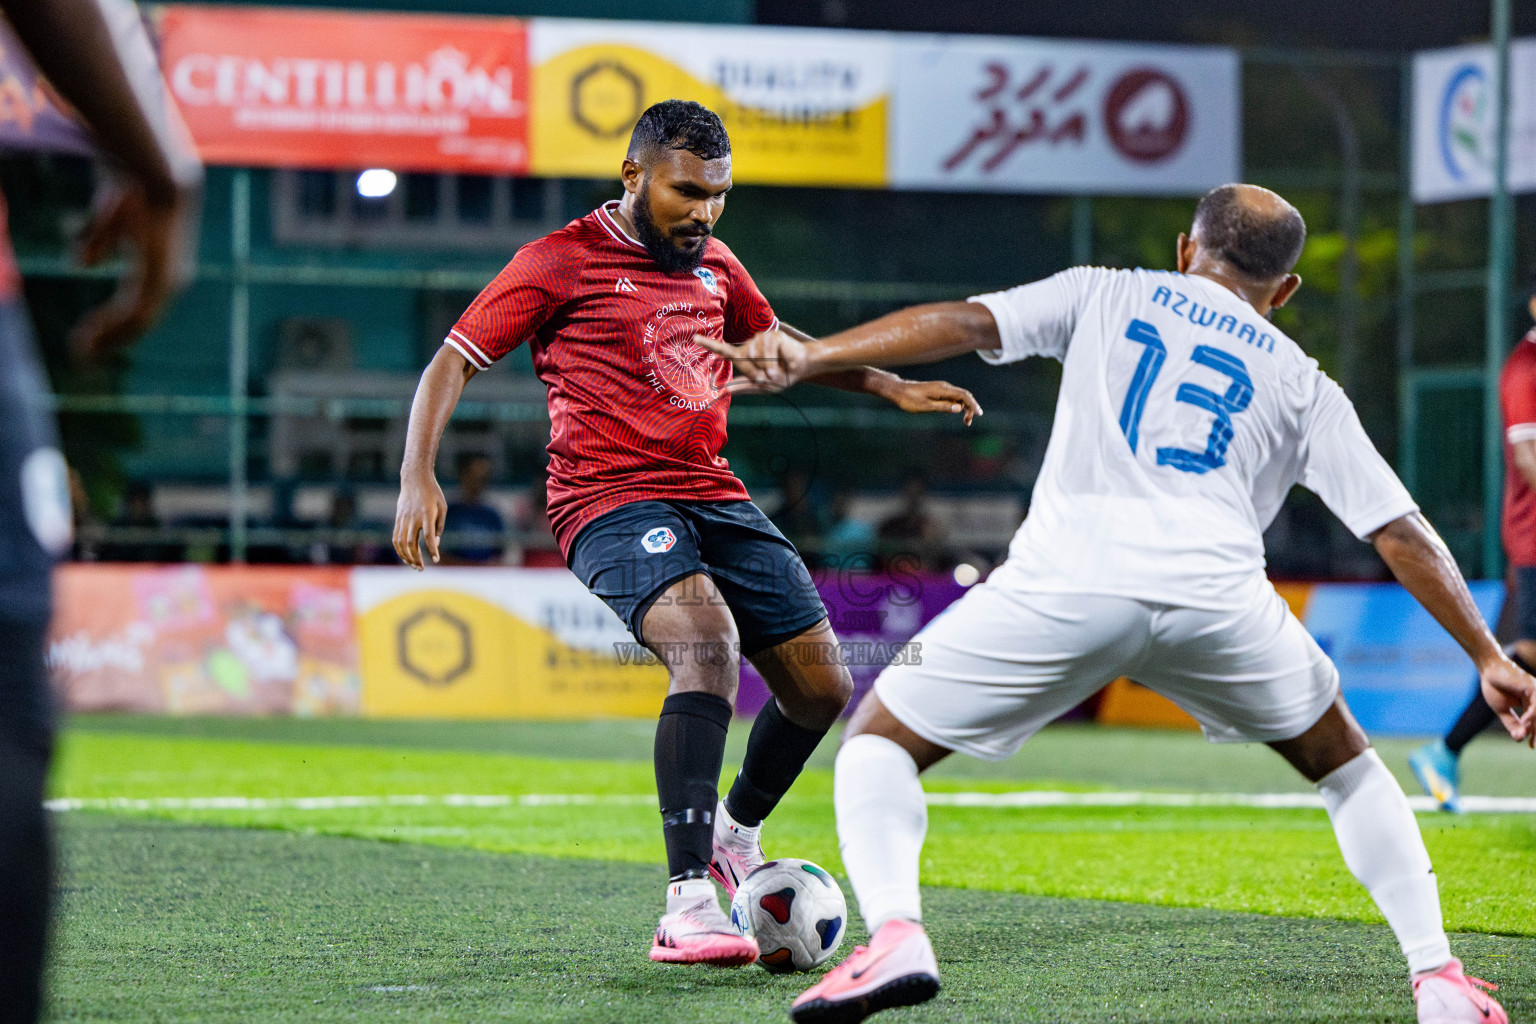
left=1507, top=423, right=1536, bottom=445
left=445, top=331, right=492, bottom=370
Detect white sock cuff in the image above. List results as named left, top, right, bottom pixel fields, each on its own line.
left=837, top=733, right=920, bottom=778
left=1315, top=747, right=1388, bottom=815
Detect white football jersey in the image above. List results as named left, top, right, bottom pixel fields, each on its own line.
left=970, top=267, right=1417, bottom=610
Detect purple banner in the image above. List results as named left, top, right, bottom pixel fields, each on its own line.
left=0, top=21, right=92, bottom=155
left=736, top=571, right=971, bottom=717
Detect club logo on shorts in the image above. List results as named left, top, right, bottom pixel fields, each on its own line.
left=641, top=527, right=677, bottom=553
left=693, top=266, right=718, bottom=294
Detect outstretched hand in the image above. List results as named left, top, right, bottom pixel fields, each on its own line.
left=694, top=329, right=809, bottom=392
left=1479, top=654, right=1536, bottom=746
left=878, top=377, right=983, bottom=425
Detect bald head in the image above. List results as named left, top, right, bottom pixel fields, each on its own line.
left=1191, top=184, right=1306, bottom=283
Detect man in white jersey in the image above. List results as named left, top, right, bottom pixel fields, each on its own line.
left=697, top=184, right=1535, bottom=1024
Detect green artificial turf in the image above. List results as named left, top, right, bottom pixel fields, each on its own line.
left=64, top=713, right=1536, bottom=796
left=52, top=729, right=1536, bottom=934
left=50, top=814, right=1536, bottom=1024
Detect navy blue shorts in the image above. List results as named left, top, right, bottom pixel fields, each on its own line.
left=568, top=499, right=827, bottom=656
left=1512, top=567, right=1536, bottom=642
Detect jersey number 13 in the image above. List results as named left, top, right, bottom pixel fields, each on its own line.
left=1116, top=318, right=1253, bottom=475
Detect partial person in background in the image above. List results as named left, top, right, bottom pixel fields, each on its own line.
left=773, top=469, right=826, bottom=562
left=308, top=487, right=365, bottom=566
left=1411, top=269, right=1536, bottom=812
left=822, top=489, right=877, bottom=568
left=441, top=452, right=505, bottom=565
left=878, top=472, right=948, bottom=571
left=519, top=463, right=564, bottom=568
left=100, top=480, right=176, bottom=562
left=0, top=1, right=200, bottom=1020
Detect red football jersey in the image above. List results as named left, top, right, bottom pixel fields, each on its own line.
left=1501, top=330, right=1536, bottom=566
left=445, top=201, right=778, bottom=557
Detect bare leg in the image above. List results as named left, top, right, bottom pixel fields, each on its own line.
left=1276, top=694, right=1453, bottom=976
left=719, top=619, right=852, bottom=829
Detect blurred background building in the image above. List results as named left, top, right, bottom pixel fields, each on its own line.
left=10, top=0, right=1535, bottom=582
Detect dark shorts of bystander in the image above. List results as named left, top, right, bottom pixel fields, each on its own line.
left=568, top=499, right=827, bottom=656
left=1510, top=565, right=1536, bottom=644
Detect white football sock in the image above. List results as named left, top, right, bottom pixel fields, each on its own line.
left=666, top=877, right=716, bottom=914
left=835, top=734, right=927, bottom=934
left=1316, top=748, right=1452, bottom=975
left=715, top=799, right=761, bottom=847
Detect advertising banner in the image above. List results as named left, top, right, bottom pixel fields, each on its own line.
left=1305, top=581, right=1503, bottom=736
left=49, top=564, right=360, bottom=715
left=154, top=5, right=529, bottom=172
left=0, top=20, right=92, bottom=155
left=891, top=36, right=1239, bottom=195
left=350, top=566, right=670, bottom=719
left=47, top=565, right=1502, bottom=734
left=1411, top=40, right=1536, bottom=204
left=736, top=569, right=970, bottom=717
left=528, top=19, right=891, bottom=186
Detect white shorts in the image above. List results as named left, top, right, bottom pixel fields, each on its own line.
left=875, top=581, right=1338, bottom=761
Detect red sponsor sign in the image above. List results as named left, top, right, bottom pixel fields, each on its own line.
left=48, top=564, right=360, bottom=716
left=155, top=4, right=528, bottom=172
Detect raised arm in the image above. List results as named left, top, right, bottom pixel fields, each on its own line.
left=779, top=322, right=984, bottom=424
left=393, top=347, right=478, bottom=569
left=697, top=302, right=1000, bottom=392
left=1372, top=512, right=1535, bottom=743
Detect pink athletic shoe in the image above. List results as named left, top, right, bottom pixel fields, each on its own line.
left=649, top=894, right=760, bottom=967
left=709, top=801, right=764, bottom=898
left=790, top=919, right=940, bottom=1024
left=1414, top=958, right=1507, bottom=1024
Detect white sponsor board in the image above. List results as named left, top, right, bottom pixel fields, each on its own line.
left=1412, top=40, right=1536, bottom=204
left=891, top=36, right=1239, bottom=195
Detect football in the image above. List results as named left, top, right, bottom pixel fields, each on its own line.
left=728, top=859, right=848, bottom=973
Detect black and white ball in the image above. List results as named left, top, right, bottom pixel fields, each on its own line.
left=729, top=859, right=847, bottom=972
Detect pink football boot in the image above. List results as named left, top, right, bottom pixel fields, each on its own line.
left=790, top=919, right=940, bottom=1024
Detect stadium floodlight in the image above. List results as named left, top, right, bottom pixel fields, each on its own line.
left=355, top=169, right=397, bottom=199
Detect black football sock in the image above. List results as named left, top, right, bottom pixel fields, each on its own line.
left=1444, top=655, right=1525, bottom=755
left=654, top=691, right=732, bottom=882
left=724, top=699, right=830, bottom=828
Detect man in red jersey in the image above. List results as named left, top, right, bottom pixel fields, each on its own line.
left=394, top=100, right=980, bottom=966
left=1412, top=268, right=1536, bottom=812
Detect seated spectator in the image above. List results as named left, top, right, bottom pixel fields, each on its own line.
left=442, top=452, right=505, bottom=564
left=878, top=472, right=948, bottom=571
left=100, top=480, right=180, bottom=562
left=773, top=469, right=827, bottom=559
left=822, top=489, right=876, bottom=568
left=309, top=487, right=375, bottom=565
left=520, top=463, right=564, bottom=568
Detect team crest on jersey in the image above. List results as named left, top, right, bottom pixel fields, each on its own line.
left=641, top=527, right=678, bottom=553
left=693, top=267, right=718, bottom=294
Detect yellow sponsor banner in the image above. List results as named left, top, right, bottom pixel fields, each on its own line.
left=529, top=20, right=891, bottom=187
left=352, top=567, right=669, bottom=719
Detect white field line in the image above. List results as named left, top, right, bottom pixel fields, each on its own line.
left=44, top=791, right=1536, bottom=814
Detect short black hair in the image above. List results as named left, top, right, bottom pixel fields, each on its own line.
left=1192, top=184, right=1307, bottom=281
left=626, top=99, right=730, bottom=163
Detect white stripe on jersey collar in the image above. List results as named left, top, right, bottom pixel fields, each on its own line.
left=596, top=201, right=643, bottom=250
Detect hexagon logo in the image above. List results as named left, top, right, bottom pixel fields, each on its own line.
left=397, top=606, right=473, bottom=687
left=571, top=60, right=644, bottom=139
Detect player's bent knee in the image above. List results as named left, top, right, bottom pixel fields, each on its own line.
left=843, top=690, right=950, bottom=771
left=1269, top=695, right=1371, bottom=783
